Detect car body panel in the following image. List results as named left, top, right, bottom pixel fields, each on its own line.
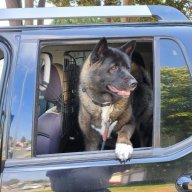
left=2, top=152, right=192, bottom=191
left=0, top=21, right=192, bottom=192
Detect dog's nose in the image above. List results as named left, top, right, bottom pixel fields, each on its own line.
left=124, top=77, right=137, bottom=90
left=129, top=79, right=137, bottom=90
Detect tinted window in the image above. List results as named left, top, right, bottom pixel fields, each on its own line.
left=0, top=49, right=4, bottom=81
left=0, top=48, right=5, bottom=157
left=160, top=39, right=192, bottom=147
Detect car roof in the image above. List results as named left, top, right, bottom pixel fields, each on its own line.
left=0, top=5, right=191, bottom=35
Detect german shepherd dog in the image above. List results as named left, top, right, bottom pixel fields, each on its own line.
left=78, top=38, right=152, bottom=161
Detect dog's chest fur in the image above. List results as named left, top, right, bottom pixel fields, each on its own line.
left=91, top=105, right=118, bottom=137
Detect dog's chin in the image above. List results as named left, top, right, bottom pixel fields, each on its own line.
left=107, top=84, right=131, bottom=98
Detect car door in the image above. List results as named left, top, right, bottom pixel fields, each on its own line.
left=1, top=28, right=192, bottom=192
left=0, top=41, right=9, bottom=174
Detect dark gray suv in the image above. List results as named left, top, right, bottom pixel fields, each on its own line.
left=0, top=5, right=192, bottom=192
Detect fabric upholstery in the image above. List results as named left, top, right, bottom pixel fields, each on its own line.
left=37, top=63, right=64, bottom=155
left=37, top=107, right=62, bottom=154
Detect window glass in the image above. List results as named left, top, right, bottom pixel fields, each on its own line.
left=0, top=48, right=5, bottom=156
left=160, top=39, right=192, bottom=147
left=0, top=49, right=4, bottom=81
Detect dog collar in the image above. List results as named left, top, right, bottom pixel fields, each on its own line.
left=82, top=87, right=111, bottom=107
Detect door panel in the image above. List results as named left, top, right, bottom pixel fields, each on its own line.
left=1, top=31, right=192, bottom=192
left=2, top=153, right=192, bottom=191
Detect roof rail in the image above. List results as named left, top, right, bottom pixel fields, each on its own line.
left=148, top=5, right=188, bottom=21
left=0, top=5, right=189, bottom=22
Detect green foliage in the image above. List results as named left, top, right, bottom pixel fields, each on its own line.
left=53, top=17, right=104, bottom=24
left=161, top=67, right=192, bottom=146
left=104, top=0, right=120, bottom=5
left=48, top=0, right=192, bottom=24
left=134, top=0, right=191, bottom=18
left=47, top=0, right=100, bottom=6
left=135, top=0, right=163, bottom=4
left=78, top=0, right=100, bottom=6
left=164, top=0, right=191, bottom=18
left=47, top=0, right=71, bottom=6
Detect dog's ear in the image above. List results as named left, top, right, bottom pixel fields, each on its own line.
left=91, top=38, right=108, bottom=64
left=120, top=40, right=136, bottom=57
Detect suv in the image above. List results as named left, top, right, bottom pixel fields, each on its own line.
left=0, top=5, right=192, bottom=192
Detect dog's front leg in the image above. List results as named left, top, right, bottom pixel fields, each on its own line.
left=115, top=122, right=135, bottom=162
left=79, top=106, right=101, bottom=151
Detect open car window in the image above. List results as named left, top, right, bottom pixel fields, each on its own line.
left=36, top=38, right=154, bottom=156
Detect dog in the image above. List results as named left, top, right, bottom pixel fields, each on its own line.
left=78, top=37, right=138, bottom=162
left=131, top=51, right=153, bottom=148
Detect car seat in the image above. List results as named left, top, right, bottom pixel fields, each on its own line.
left=37, top=62, right=65, bottom=155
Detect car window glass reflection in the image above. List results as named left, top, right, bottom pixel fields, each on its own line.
left=160, top=39, right=192, bottom=147
left=0, top=50, right=4, bottom=81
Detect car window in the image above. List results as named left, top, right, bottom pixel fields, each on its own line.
left=0, top=47, right=5, bottom=158
left=7, top=40, right=38, bottom=159
left=160, top=39, right=192, bottom=147
left=0, top=49, right=4, bottom=82
left=36, top=39, right=154, bottom=156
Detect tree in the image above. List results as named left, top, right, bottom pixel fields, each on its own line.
left=47, top=0, right=71, bottom=6
left=78, top=0, right=100, bottom=6
left=47, top=0, right=101, bottom=6
left=121, top=0, right=131, bottom=22
left=37, top=0, right=46, bottom=25
left=48, top=0, right=192, bottom=23
left=50, top=0, right=103, bottom=24
left=5, top=0, right=22, bottom=26
left=104, top=0, right=120, bottom=5
left=135, top=0, right=192, bottom=19
left=5, top=0, right=46, bottom=26
left=21, top=136, right=27, bottom=143
left=104, top=0, right=120, bottom=22
left=25, top=0, right=33, bottom=25
left=161, top=67, right=192, bottom=146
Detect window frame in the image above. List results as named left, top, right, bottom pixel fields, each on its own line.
left=0, top=42, right=9, bottom=104
left=7, top=36, right=192, bottom=167
left=35, top=37, right=155, bottom=157
left=0, top=39, right=11, bottom=171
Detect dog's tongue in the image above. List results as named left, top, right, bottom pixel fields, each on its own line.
left=107, top=85, right=131, bottom=96
left=118, top=90, right=131, bottom=96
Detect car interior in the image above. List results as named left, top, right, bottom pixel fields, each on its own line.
left=36, top=39, right=153, bottom=155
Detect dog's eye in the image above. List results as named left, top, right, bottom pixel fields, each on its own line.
left=110, top=65, right=119, bottom=72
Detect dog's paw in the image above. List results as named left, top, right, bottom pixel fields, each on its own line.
left=115, top=143, right=133, bottom=162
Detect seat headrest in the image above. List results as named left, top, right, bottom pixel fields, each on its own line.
left=39, top=53, right=51, bottom=92
left=41, top=63, right=64, bottom=104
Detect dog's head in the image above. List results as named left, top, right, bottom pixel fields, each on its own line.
left=89, top=38, right=137, bottom=98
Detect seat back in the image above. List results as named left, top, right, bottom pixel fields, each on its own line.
left=37, top=63, right=64, bottom=155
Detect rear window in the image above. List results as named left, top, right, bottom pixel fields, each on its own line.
left=160, top=39, right=192, bottom=147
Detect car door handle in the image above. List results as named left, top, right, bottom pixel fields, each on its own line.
left=176, top=174, right=192, bottom=192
